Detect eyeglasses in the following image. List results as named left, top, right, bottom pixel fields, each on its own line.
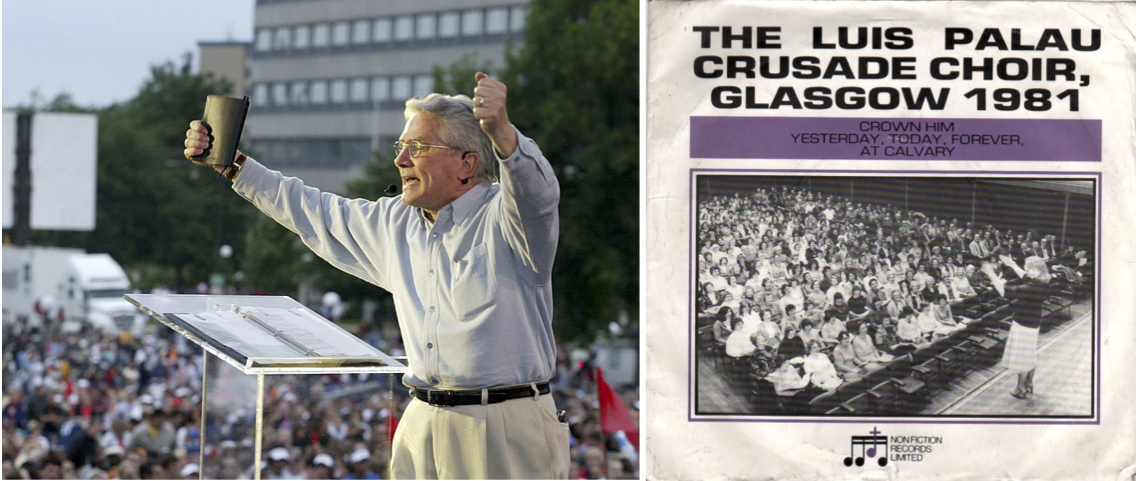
left=393, top=140, right=456, bottom=158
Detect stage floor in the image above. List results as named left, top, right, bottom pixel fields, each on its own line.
left=932, top=307, right=1093, bottom=417
left=693, top=299, right=1096, bottom=418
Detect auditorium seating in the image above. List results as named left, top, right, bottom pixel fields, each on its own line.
left=694, top=184, right=1092, bottom=416
left=702, top=285, right=1087, bottom=416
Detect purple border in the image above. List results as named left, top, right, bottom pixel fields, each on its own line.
left=686, top=168, right=1102, bottom=425
left=690, top=117, right=1103, bottom=162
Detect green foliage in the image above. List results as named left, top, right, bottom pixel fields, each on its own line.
left=431, top=54, right=497, bottom=96
left=28, top=55, right=254, bottom=291
left=502, top=0, right=640, bottom=340
left=240, top=215, right=306, bottom=295
left=346, top=151, right=400, bottom=201
left=341, top=0, right=640, bottom=342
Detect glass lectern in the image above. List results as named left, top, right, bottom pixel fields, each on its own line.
left=126, top=294, right=407, bottom=480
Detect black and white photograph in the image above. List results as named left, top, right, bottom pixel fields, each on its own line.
left=691, top=174, right=1097, bottom=419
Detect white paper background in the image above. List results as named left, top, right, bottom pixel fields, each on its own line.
left=644, top=1, right=1136, bottom=479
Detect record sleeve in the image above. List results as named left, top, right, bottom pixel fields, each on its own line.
left=644, top=1, right=1136, bottom=478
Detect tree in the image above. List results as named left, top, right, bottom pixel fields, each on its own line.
left=338, top=0, right=640, bottom=341
left=240, top=216, right=307, bottom=295
left=27, top=55, right=253, bottom=291
left=502, top=0, right=640, bottom=340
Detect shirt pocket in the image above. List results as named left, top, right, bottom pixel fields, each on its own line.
left=452, top=243, right=497, bottom=321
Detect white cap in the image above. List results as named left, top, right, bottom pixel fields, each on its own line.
left=180, top=463, right=199, bottom=477
left=312, top=453, right=334, bottom=468
left=102, top=445, right=125, bottom=459
left=348, top=448, right=370, bottom=464
left=268, top=447, right=290, bottom=461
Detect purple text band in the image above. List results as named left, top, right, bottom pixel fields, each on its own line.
left=690, top=117, right=1101, bottom=162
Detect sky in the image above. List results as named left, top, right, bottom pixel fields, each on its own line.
left=2, top=0, right=256, bottom=109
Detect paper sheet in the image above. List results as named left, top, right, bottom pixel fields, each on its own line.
left=644, top=1, right=1136, bottom=478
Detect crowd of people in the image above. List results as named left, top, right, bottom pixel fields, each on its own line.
left=697, top=183, right=1090, bottom=410
left=3, top=305, right=639, bottom=479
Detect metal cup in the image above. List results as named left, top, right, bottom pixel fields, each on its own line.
left=192, top=95, right=250, bottom=167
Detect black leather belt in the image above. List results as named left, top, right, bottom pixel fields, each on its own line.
left=412, top=382, right=551, bottom=407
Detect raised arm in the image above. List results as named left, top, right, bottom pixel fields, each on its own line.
left=473, top=73, right=560, bottom=278
left=183, top=120, right=391, bottom=287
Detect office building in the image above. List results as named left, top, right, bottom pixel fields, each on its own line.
left=243, top=0, right=529, bottom=192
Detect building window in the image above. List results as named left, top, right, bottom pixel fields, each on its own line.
left=439, top=12, right=460, bottom=38
left=352, top=20, right=370, bottom=45
left=291, top=81, right=309, bottom=106
left=252, top=84, right=269, bottom=106
left=462, top=10, right=484, bottom=37
left=272, top=82, right=289, bottom=106
left=416, top=14, right=436, bottom=40
left=273, top=27, right=292, bottom=50
left=414, top=75, right=435, bottom=97
left=394, top=15, right=414, bottom=41
left=255, top=29, right=272, bottom=52
left=486, top=8, right=508, bottom=34
left=312, top=23, right=330, bottom=47
left=371, top=77, right=390, bottom=102
left=391, top=76, right=412, bottom=100
left=350, top=79, right=369, bottom=103
left=332, top=21, right=350, bottom=46
left=293, top=25, right=310, bottom=49
left=311, top=81, right=328, bottom=104
left=373, top=18, right=392, bottom=43
left=330, top=79, right=348, bottom=104
left=511, top=6, right=527, bottom=33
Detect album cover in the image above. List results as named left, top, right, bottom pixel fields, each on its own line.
left=644, top=1, right=1136, bottom=478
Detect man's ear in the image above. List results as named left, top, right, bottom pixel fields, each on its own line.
left=460, top=151, right=479, bottom=184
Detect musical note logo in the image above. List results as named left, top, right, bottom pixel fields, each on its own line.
left=843, top=427, right=889, bottom=467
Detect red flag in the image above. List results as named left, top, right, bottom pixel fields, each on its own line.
left=596, top=368, right=638, bottom=450
left=388, top=411, right=398, bottom=445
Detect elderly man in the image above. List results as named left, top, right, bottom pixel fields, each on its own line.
left=184, top=72, right=567, bottom=479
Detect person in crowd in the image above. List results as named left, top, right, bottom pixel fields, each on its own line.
left=127, top=408, right=176, bottom=457
left=845, top=286, right=872, bottom=322
left=852, top=322, right=894, bottom=371
left=999, top=256, right=1054, bottom=399
left=801, top=341, right=842, bottom=391
left=826, top=291, right=850, bottom=321
left=895, top=307, right=926, bottom=348
left=179, top=462, right=200, bottom=480
left=831, top=331, right=865, bottom=382
left=781, top=304, right=802, bottom=333
left=726, top=318, right=759, bottom=358
left=818, top=313, right=846, bottom=348
left=712, top=306, right=735, bottom=346
left=307, top=453, right=337, bottom=480
left=776, top=324, right=807, bottom=362
left=344, top=447, right=381, bottom=480
left=765, top=357, right=811, bottom=397
left=798, top=319, right=822, bottom=350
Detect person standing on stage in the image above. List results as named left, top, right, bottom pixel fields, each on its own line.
left=183, top=72, right=567, bottom=479
left=998, top=256, right=1053, bottom=399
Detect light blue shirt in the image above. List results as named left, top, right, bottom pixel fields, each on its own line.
left=233, top=130, right=560, bottom=390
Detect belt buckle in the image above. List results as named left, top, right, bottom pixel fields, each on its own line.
left=426, top=389, right=453, bottom=406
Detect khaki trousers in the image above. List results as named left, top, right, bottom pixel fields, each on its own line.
left=390, top=392, right=570, bottom=479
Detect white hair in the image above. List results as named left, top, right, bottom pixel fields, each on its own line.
left=404, top=93, right=497, bottom=185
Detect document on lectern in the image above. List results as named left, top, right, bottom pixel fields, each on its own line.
left=644, top=1, right=1136, bottom=479
left=127, top=294, right=404, bottom=373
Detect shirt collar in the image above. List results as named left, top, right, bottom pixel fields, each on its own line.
left=449, top=181, right=491, bottom=224
left=417, top=181, right=491, bottom=226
